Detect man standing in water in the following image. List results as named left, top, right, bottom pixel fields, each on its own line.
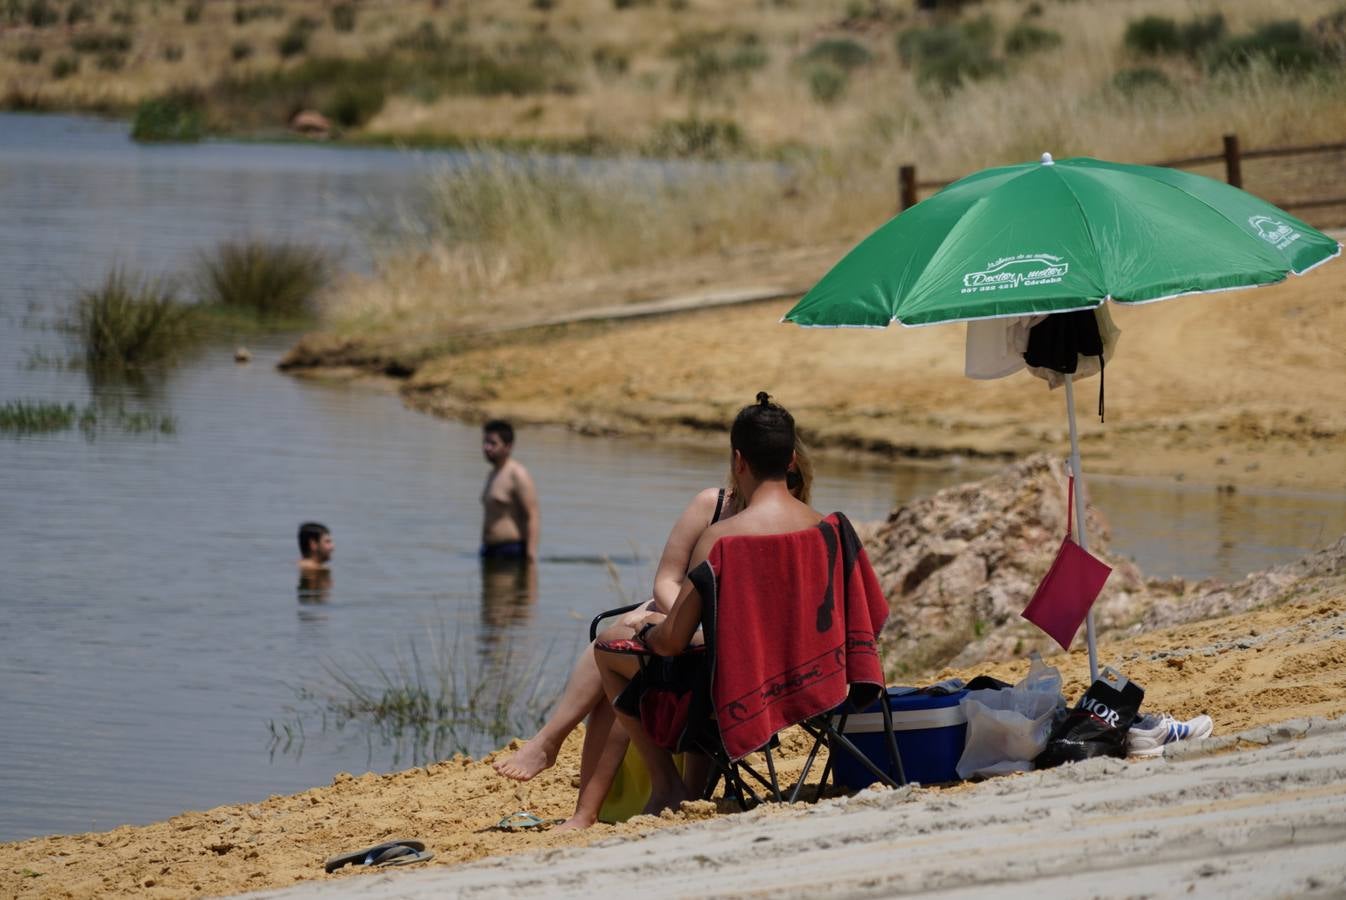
left=480, top=420, right=540, bottom=563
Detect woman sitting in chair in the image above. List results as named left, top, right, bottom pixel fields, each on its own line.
left=491, top=398, right=812, bottom=831
left=593, top=392, right=825, bottom=817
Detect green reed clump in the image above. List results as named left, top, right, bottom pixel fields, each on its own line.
left=194, top=239, right=330, bottom=320
left=271, top=626, right=564, bottom=765
left=0, top=401, right=76, bottom=434
left=75, top=269, right=196, bottom=372
left=0, top=400, right=176, bottom=437
left=131, top=92, right=204, bottom=142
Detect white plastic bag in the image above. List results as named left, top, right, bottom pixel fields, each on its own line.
left=956, top=652, right=1064, bottom=779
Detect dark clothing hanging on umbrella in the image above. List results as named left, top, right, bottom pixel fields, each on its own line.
left=1024, top=310, right=1106, bottom=421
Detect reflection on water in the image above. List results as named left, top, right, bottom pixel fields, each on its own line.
left=297, top=569, right=333, bottom=606
left=479, top=558, right=538, bottom=647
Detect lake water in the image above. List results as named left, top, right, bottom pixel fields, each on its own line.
left=1, top=113, right=1343, bottom=843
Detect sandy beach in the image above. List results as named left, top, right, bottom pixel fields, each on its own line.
left=3, top=568, right=1343, bottom=898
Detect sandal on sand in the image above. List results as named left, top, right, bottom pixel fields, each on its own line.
left=494, top=812, right=565, bottom=832
left=323, top=839, right=434, bottom=873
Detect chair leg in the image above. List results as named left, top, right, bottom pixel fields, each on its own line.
left=879, top=694, right=908, bottom=787
left=763, top=746, right=781, bottom=802
left=815, top=712, right=848, bottom=801
left=790, top=722, right=828, bottom=803
left=827, top=728, right=899, bottom=789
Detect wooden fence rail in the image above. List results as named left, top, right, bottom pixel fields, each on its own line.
left=899, top=133, right=1346, bottom=216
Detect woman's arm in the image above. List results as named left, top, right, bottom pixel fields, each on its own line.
left=649, top=488, right=719, bottom=613
left=642, top=526, right=717, bottom=656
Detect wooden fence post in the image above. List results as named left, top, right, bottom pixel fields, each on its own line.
left=899, top=164, right=917, bottom=211
left=1223, top=133, right=1242, bottom=189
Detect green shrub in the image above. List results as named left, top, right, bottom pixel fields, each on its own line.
left=277, top=28, right=310, bottom=59
left=163, top=44, right=184, bottom=63
left=70, top=32, right=132, bottom=54
left=75, top=269, right=194, bottom=372
left=592, top=44, right=629, bottom=76
left=1004, top=23, right=1061, bottom=56
left=1180, top=14, right=1226, bottom=53
left=323, top=82, right=385, bottom=128
left=96, top=52, right=125, bottom=71
left=109, top=7, right=135, bottom=26
left=184, top=1, right=203, bottom=24
left=1124, top=16, right=1181, bottom=55
left=331, top=2, right=356, bottom=32
left=17, top=44, right=42, bottom=64
left=648, top=116, right=744, bottom=158
left=1111, top=66, right=1173, bottom=96
left=897, top=16, right=1002, bottom=91
left=233, top=3, right=284, bottom=25
left=800, top=37, right=873, bottom=70
left=25, top=0, right=57, bottom=28
left=131, top=93, right=204, bottom=142
left=194, top=240, right=331, bottom=319
left=49, top=55, right=77, bottom=79
left=65, top=0, right=92, bottom=25
left=1125, top=14, right=1224, bottom=57
left=1209, top=20, right=1328, bottom=73
left=231, top=40, right=253, bottom=61
left=669, top=30, right=768, bottom=98
left=806, top=63, right=848, bottom=104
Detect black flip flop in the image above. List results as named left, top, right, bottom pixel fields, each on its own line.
left=323, top=839, right=434, bottom=873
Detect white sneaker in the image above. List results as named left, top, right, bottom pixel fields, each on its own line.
left=1127, top=713, right=1214, bottom=758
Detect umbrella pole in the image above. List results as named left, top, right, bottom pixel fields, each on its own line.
left=1063, top=374, right=1100, bottom=682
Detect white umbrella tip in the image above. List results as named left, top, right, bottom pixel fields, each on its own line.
left=1040, top=152, right=1055, bottom=166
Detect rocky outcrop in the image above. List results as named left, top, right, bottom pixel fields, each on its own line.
left=1138, top=534, right=1346, bottom=631
left=860, top=453, right=1151, bottom=675
left=861, top=453, right=1346, bottom=676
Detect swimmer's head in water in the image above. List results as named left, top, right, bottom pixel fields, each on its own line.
left=298, top=522, right=333, bottom=562
left=730, top=392, right=795, bottom=481
left=482, top=419, right=514, bottom=464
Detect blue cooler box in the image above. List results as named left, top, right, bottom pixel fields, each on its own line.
left=831, top=687, right=968, bottom=788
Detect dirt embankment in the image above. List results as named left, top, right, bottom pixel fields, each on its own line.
left=284, top=250, right=1346, bottom=493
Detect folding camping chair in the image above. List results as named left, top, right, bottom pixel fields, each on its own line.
left=590, top=513, right=907, bottom=808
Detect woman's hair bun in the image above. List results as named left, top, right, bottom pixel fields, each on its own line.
left=756, top=391, right=771, bottom=406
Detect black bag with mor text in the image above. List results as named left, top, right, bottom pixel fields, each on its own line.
left=1034, top=666, right=1143, bottom=768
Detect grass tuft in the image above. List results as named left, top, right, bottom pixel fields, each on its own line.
left=271, top=626, right=565, bottom=764
left=0, top=400, right=177, bottom=438
left=194, top=240, right=330, bottom=320
left=75, top=269, right=195, bottom=372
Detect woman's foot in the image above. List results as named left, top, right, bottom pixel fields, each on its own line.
left=642, top=783, right=690, bottom=817
left=553, top=812, right=596, bottom=832
left=493, top=737, right=558, bottom=781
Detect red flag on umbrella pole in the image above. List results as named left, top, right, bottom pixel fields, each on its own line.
left=1022, top=476, right=1112, bottom=650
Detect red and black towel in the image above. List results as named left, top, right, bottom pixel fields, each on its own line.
left=689, top=512, right=889, bottom=761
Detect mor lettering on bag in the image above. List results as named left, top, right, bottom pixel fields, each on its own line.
left=1080, top=696, right=1119, bottom=728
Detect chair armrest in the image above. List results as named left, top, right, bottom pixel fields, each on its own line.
left=589, top=602, right=644, bottom=642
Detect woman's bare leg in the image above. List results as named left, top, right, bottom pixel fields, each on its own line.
left=556, top=697, right=630, bottom=831
left=595, top=649, right=687, bottom=816
left=494, top=642, right=605, bottom=781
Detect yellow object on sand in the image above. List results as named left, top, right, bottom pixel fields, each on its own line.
left=598, top=746, right=684, bottom=824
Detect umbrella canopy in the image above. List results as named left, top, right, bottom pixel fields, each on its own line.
left=785, top=155, right=1341, bottom=329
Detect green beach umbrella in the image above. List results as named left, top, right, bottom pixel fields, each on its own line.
left=784, top=154, right=1342, bottom=677
left=787, top=154, right=1340, bottom=328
